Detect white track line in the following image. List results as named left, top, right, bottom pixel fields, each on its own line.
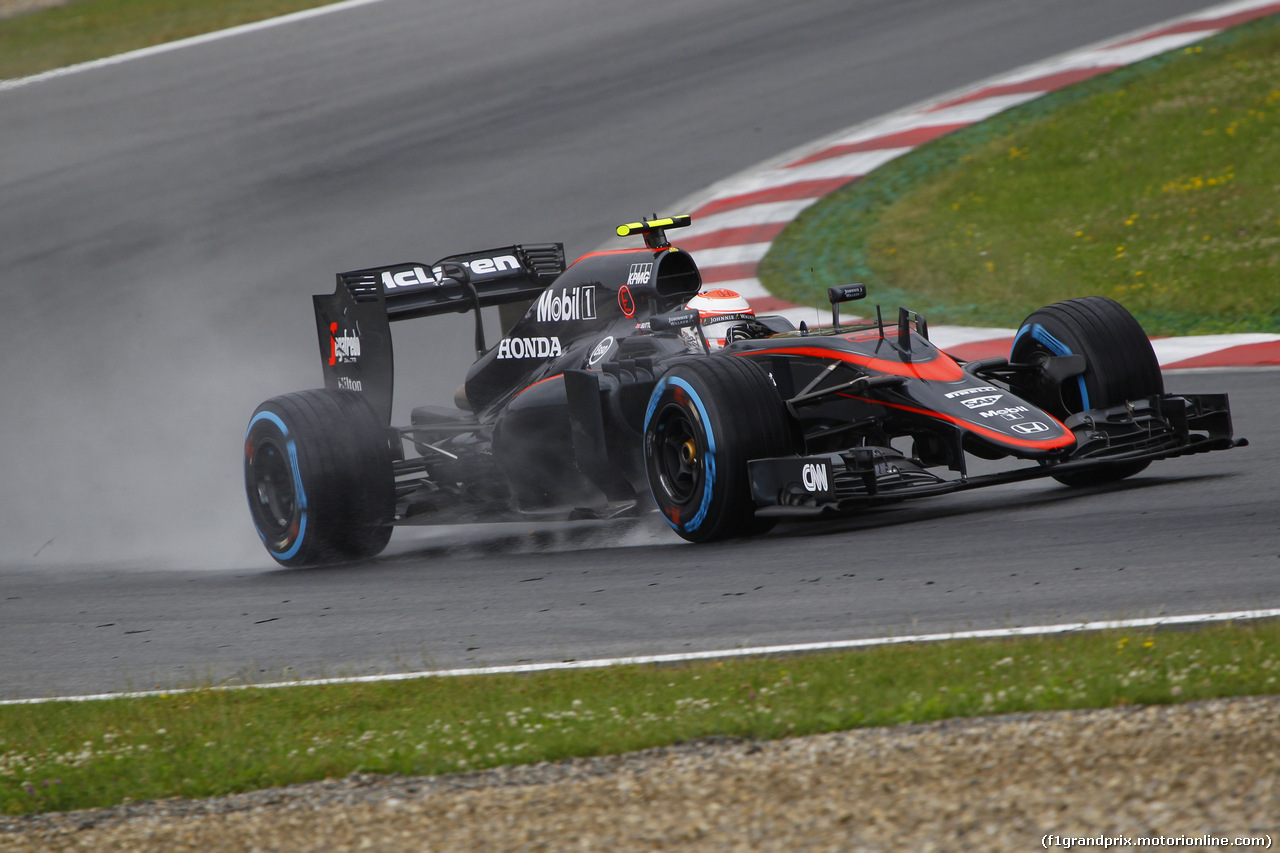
left=2, top=4, right=1275, bottom=707
left=4, top=608, right=1277, bottom=706
left=0, top=0, right=390, bottom=93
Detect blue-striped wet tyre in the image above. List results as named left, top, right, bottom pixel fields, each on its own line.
left=244, top=389, right=395, bottom=567
left=1011, top=296, right=1163, bottom=487
left=643, top=356, right=794, bottom=542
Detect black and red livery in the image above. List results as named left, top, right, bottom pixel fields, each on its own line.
left=244, top=215, right=1243, bottom=566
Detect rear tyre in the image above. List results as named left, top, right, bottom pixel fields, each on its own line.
left=1011, top=296, right=1162, bottom=487
left=244, top=389, right=395, bottom=567
left=643, top=356, right=793, bottom=542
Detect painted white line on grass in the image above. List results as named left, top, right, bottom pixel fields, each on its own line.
left=0, top=0, right=390, bottom=93
left=4, top=608, right=1277, bottom=706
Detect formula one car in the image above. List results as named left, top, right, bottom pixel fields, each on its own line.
left=244, top=215, right=1244, bottom=567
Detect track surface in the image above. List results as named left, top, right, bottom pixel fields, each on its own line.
left=2, top=0, right=1275, bottom=700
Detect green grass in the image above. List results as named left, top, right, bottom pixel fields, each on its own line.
left=4, top=0, right=1278, bottom=821
left=0, top=0, right=341, bottom=80
left=760, top=14, right=1280, bottom=335
left=3, top=621, right=1277, bottom=815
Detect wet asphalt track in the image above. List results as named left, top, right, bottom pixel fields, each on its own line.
left=1, top=0, right=1276, bottom=699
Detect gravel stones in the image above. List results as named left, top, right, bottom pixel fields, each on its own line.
left=2, top=696, right=1277, bottom=851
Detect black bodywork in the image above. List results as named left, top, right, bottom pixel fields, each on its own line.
left=311, top=220, right=715, bottom=522
left=250, top=215, right=1243, bottom=563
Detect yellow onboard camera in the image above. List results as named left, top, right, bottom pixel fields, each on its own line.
left=615, top=214, right=692, bottom=248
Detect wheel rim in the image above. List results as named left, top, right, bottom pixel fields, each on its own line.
left=247, top=436, right=296, bottom=539
left=652, top=402, right=703, bottom=507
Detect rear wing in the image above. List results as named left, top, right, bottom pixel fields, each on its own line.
left=313, top=243, right=565, bottom=424
left=336, top=243, right=565, bottom=321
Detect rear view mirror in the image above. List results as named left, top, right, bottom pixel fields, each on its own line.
left=828, top=283, right=867, bottom=329
left=828, top=283, right=867, bottom=304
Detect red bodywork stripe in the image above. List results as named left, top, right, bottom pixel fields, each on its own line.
left=511, top=373, right=564, bottom=401
left=943, top=336, right=1016, bottom=363
left=569, top=248, right=656, bottom=265
left=737, top=346, right=966, bottom=381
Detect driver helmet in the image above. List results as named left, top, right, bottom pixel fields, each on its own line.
left=683, top=289, right=755, bottom=350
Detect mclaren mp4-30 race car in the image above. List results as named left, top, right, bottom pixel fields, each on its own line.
left=244, top=215, right=1245, bottom=567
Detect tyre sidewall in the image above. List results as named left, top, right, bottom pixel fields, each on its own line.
left=643, top=357, right=790, bottom=542
left=644, top=371, right=725, bottom=539
left=1011, top=296, right=1162, bottom=417
left=245, top=408, right=309, bottom=562
left=244, top=390, right=393, bottom=567
left=1011, top=297, right=1162, bottom=486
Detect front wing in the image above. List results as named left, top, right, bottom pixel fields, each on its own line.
left=749, top=392, right=1244, bottom=516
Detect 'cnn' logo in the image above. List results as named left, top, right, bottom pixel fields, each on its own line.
left=802, top=463, right=829, bottom=492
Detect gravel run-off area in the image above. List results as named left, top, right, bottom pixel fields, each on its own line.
left=2, top=696, right=1277, bottom=852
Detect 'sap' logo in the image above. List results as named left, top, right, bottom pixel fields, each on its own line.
left=588, top=336, right=614, bottom=366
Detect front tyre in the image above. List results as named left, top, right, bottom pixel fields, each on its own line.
left=643, top=356, right=793, bottom=542
left=244, top=389, right=395, bottom=567
left=1011, top=296, right=1163, bottom=487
